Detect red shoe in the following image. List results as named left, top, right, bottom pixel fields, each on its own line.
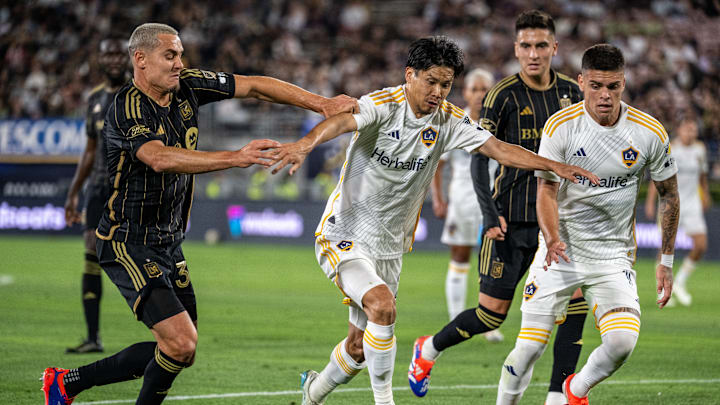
left=408, top=336, right=436, bottom=397
left=562, top=373, right=589, bottom=405
left=42, top=367, right=75, bottom=405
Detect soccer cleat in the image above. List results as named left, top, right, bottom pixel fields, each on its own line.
left=42, top=367, right=76, bottom=405
left=672, top=284, right=692, bottom=306
left=300, top=370, right=324, bottom=405
left=66, top=339, right=104, bottom=354
left=408, top=336, right=435, bottom=397
left=562, top=373, right=589, bottom=405
left=483, top=329, right=504, bottom=342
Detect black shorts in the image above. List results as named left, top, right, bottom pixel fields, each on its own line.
left=83, top=187, right=108, bottom=231
left=96, top=238, right=197, bottom=328
left=478, top=222, right=539, bottom=300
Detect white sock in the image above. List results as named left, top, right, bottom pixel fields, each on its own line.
left=421, top=335, right=440, bottom=361
left=496, top=315, right=554, bottom=405
left=676, top=257, right=696, bottom=286
left=571, top=313, right=639, bottom=397
left=363, top=321, right=396, bottom=405
left=310, top=338, right=365, bottom=402
left=446, top=260, right=470, bottom=320
left=545, top=390, right=567, bottom=405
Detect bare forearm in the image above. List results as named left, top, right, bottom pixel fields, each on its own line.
left=484, top=140, right=555, bottom=172
left=537, top=179, right=561, bottom=243
left=655, top=175, right=680, bottom=254
left=67, top=148, right=96, bottom=197
left=302, top=113, right=357, bottom=151
left=138, top=142, right=236, bottom=174
left=235, top=75, right=325, bottom=113
left=431, top=160, right=445, bottom=200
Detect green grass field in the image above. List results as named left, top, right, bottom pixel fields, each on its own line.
left=1, top=235, right=719, bottom=404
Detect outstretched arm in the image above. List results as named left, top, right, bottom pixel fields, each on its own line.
left=271, top=113, right=358, bottom=175
left=654, top=174, right=680, bottom=308
left=136, top=139, right=280, bottom=174
left=233, top=75, right=357, bottom=117
left=474, top=137, right=599, bottom=185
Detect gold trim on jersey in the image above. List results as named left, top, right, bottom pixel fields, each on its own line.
left=543, top=102, right=583, bottom=137
left=107, top=151, right=126, bottom=221
left=180, top=68, right=204, bottom=79
left=125, top=89, right=142, bottom=120
left=627, top=107, right=668, bottom=143
left=315, top=154, right=351, bottom=237
left=483, top=75, right=519, bottom=108
left=491, top=165, right=505, bottom=199
left=371, top=88, right=404, bottom=105
left=546, top=109, right=585, bottom=138
left=440, top=100, right=464, bottom=119
left=408, top=205, right=423, bottom=251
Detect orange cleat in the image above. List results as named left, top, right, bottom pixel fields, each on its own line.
left=408, top=336, right=436, bottom=397
left=562, top=373, right=589, bottom=405
left=42, top=367, right=75, bottom=405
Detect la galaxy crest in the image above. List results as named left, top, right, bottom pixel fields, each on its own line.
left=420, top=127, right=438, bottom=148
left=622, top=146, right=639, bottom=168
left=523, top=281, right=538, bottom=301
left=336, top=240, right=353, bottom=251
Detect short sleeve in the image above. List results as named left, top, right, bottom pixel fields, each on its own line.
left=180, top=69, right=235, bottom=106
left=352, top=94, right=381, bottom=131
left=647, top=131, right=678, bottom=182
left=104, top=100, right=163, bottom=161
left=535, top=120, right=566, bottom=182
left=445, top=115, right=491, bottom=153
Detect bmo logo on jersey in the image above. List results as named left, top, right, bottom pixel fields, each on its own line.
left=420, top=127, right=438, bottom=148
left=622, top=146, right=639, bottom=168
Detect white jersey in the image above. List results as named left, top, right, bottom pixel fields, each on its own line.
left=672, top=140, right=707, bottom=210
left=315, top=85, right=492, bottom=259
left=536, top=101, right=677, bottom=266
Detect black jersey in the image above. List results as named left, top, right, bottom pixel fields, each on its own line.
left=475, top=70, right=582, bottom=224
left=86, top=83, right=115, bottom=191
left=96, top=68, right=235, bottom=245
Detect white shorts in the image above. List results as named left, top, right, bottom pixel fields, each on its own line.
left=441, top=195, right=483, bottom=246
left=679, top=198, right=707, bottom=236
left=520, top=247, right=640, bottom=321
left=315, top=236, right=402, bottom=330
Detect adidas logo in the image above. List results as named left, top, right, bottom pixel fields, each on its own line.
left=504, top=364, right=518, bottom=376
left=519, top=106, right=533, bottom=115
left=386, top=130, right=400, bottom=140
left=573, top=147, right=588, bottom=157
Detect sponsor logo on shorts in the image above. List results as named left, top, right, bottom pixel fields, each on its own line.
left=336, top=240, right=353, bottom=251
left=622, top=146, right=639, bottom=168
left=523, top=281, right=538, bottom=301
left=420, top=127, right=437, bottom=148
left=143, top=262, right=162, bottom=278
left=491, top=261, right=504, bottom=279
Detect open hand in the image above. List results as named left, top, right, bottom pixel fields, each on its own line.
left=233, top=139, right=281, bottom=168
left=544, top=239, right=570, bottom=270
left=552, top=162, right=600, bottom=185
left=271, top=139, right=313, bottom=175
left=321, top=95, right=358, bottom=118
left=656, top=263, right=673, bottom=308
left=485, top=216, right=507, bottom=241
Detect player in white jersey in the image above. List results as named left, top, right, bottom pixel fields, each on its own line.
left=270, top=37, right=598, bottom=405
left=496, top=44, right=680, bottom=405
left=430, top=69, right=502, bottom=342
left=645, top=117, right=710, bottom=306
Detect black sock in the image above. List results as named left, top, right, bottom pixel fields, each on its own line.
left=549, top=297, right=588, bottom=392
left=432, top=304, right=507, bottom=351
left=136, top=347, right=189, bottom=405
left=63, top=341, right=156, bottom=397
left=82, top=257, right=102, bottom=342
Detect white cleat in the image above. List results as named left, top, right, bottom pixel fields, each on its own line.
left=301, top=370, right=324, bottom=405
left=673, top=284, right=692, bottom=306
left=483, top=329, right=504, bottom=342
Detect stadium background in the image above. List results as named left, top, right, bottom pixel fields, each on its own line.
left=1, top=1, right=719, bottom=404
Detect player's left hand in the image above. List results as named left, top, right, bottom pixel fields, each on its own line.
left=321, top=95, right=358, bottom=118
left=655, top=263, right=673, bottom=308
left=270, top=139, right=313, bottom=175
left=551, top=162, right=600, bottom=185
left=544, top=239, right=570, bottom=270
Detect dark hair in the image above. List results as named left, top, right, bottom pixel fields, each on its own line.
left=581, top=44, right=625, bottom=71
left=515, top=10, right=555, bottom=35
left=406, top=36, right=464, bottom=77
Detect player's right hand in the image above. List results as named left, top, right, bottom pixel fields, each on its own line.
left=321, top=95, right=359, bottom=118
left=234, top=139, right=281, bottom=168
left=552, top=162, right=599, bottom=185
left=270, top=138, right=314, bottom=175
left=544, top=238, right=570, bottom=270
left=64, top=195, right=81, bottom=226
left=484, top=216, right=507, bottom=240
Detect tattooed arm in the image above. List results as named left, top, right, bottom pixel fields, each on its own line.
left=653, top=174, right=680, bottom=308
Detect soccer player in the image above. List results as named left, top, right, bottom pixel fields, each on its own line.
left=645, top=116, right=709, bottom=306
left=64, top=36, right=128, bottom=354
left=496, top=44, right=679, bottom=404
left=411, top=11, right=587, bottom=403
left=430, top=68, right=502, bottom=341
left=270, top=36, right=598, bottom=405
left=42, top=23, right=356, bottom=405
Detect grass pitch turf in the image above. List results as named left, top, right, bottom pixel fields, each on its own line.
left=1, top=235, right=718, bottom=404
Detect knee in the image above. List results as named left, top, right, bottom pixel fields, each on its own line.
left=362, top=289, right=396, bottom=325
left=604, top=332, right=637, bottom=362
left=164, top=332, right=197, bottom=363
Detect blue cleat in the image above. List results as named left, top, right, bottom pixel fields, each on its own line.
left=42, top=367, right=75, bottom=405
left=408, top=336, right=436, bottom=397
left=300, top=369, right=323, bottom=405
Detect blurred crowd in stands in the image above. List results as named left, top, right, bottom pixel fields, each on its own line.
left=2, top=0, right=720, bottom=198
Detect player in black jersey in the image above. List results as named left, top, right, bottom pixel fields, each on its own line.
left=413, top=11, right=588, bottom=404
left=42, top=23, right=356, bottom=405
left=64, top=36, right=128, bottom=354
